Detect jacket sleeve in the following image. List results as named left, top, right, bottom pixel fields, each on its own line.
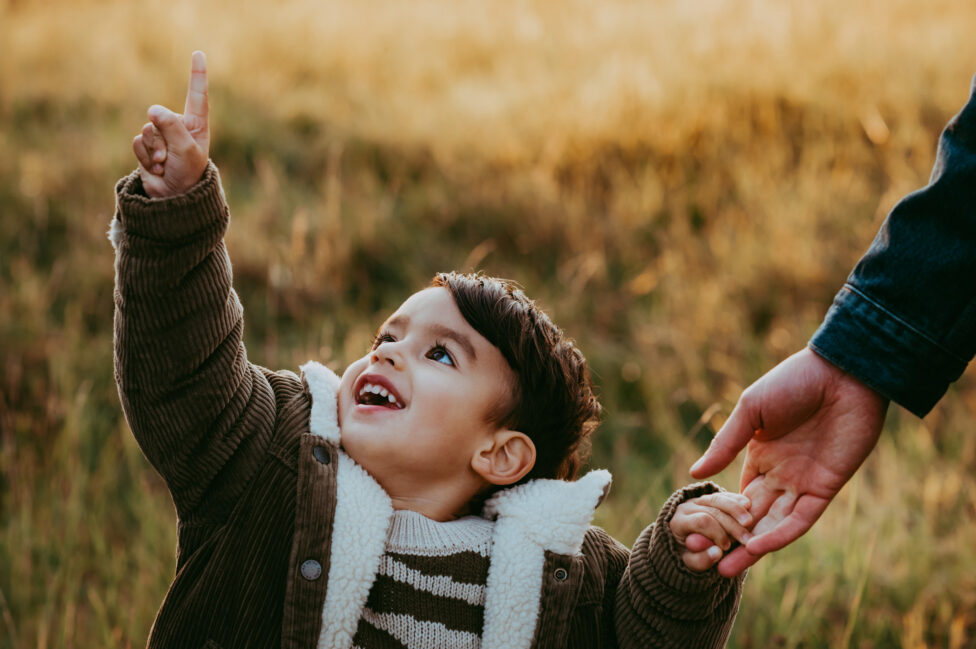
left=809, top=75, right=976, bottom=416
left=111, top=163, right=277, bottom=519
left=612, top=482, right=744, bottom=649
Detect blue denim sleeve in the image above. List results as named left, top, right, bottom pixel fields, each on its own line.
left=809, top=76, right=976, bottom=417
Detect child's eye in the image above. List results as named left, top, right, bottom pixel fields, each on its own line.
left=427, top=345, right=455, bottom=367
left=372, top=332, right=396, bottom=349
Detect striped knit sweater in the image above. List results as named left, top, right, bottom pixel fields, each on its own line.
left=352, top=511, right=493, bottom=648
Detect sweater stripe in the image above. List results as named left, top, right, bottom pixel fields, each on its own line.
left=386, top=550, right=490, bottom=584
left=359, top=611, right=482, bottom=649
left=352, top=621, right=407, bottom=649
left=380, top=555, right=486, bottom=606
left=365, top=573, right=484, bottom=634
left=350, top=511, right=491, bottom=648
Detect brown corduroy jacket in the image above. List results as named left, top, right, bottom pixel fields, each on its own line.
left=111, top=163, right=744, bottom=649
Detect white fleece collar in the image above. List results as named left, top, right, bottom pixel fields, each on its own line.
left=480, top=469, right=611, bottom=648
left=301, top=361, right=342, bottom=445
left=302, top=361, right=393, bottom=649
left=300, top=360, right=611, bottom=649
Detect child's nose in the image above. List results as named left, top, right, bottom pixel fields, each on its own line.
left=370, top=342, right=403, bottom=368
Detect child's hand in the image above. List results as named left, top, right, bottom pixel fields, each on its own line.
left=670, top=492, right=753, bottom=572
left=132, top=51, right=210, bottom=198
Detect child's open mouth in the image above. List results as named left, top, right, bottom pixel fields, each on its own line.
left=355, top=377, right=405, bottom=410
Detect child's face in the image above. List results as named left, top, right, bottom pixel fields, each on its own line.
left=337, top=287, right=517, bottom=496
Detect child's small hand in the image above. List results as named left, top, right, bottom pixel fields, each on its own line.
left=132, top=51, right=210, bottom=198
left=670, top=492, right=753, bottom=572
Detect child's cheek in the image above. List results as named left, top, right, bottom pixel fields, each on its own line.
left=337, top=358, right=368, bottom=423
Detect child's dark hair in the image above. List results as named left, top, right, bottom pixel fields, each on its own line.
left=431, top=271, right=602, bottom=482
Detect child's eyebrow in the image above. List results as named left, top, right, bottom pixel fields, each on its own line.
left=428, top=324, right=477, bottom=361
left=385, top=315, right=477, bottom=361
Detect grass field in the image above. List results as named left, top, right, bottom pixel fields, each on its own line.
left=2, top=0, right=976, bottom=647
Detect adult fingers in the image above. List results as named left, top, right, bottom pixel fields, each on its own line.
left=739, top=449, right=763, bottom=495
left=716, top=544, right=763, bottom=577
left=712, top=487, right=807, bottom=577
left=690, top=396, right=760, bottom=479
left=745, top=494, right=827, bottom=556
left=715, top=490, right=812, bottom=576
left=184, top=51, right=208, bottom=122
left=148, top=105, right=195, bottom=153
left=739, top=473, right=780, bottom=522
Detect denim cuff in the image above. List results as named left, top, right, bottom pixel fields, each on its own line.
left=809, top=285, right=968, bottom=417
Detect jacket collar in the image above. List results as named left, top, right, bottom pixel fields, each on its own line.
left=301, top=360, right=611, bottom=649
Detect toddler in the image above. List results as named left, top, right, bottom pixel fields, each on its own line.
left=113, top=52, right=750, bottom=649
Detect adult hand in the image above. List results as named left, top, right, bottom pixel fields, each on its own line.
left=132, top=51, right=210, bottom=198
left=689, top=347, right=889, bottom=577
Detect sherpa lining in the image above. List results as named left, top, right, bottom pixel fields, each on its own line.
left=480, top=470, right=611, bottom=648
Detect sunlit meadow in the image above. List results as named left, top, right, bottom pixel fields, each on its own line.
left=2, top=0, right=976, bottom=647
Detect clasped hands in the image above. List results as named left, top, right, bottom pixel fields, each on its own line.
left=686, top=348, right=888, bottom=577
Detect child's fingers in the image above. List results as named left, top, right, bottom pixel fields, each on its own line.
left=681, top=510, right=735, bottom=550
left=148, top=105, right=195, bottom=155
left=146, top=123, right=167, bottom=163
left=133, top=134, right=153, bottom=171
left=183, top=51, right=209, bottom=123
left=684, top=533, right=714, bottom=553
left=693, top=492, right=753, bottom=527
left=140, top=122, right=166, bottom=175
left=681, top=546, right=724, bottom=572
left=693, top=501, right=754, bottom=547
left=135, top=159, right=164, bottom=195
left=139, top=123, right=154, bottom=159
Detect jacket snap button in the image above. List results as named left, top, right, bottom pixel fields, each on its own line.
left=312, top=446, right=331, bottom=465
left=301, top=559, right=322, bottom=581
left=554, top=568, right=568, bottom=581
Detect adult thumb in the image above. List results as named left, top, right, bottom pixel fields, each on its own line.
left=689, top=400, right=757, bottom=479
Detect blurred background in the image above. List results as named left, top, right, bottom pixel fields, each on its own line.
left=2, top=0, right=976, bottom=646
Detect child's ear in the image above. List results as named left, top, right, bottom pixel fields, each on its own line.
left=471, top=430, right=536, bottom=486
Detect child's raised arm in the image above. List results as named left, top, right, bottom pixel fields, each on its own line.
left=131, top=50, right=210, bottom=198
left=112, top=52, right=277, bottom=522
left=670, top=492, right=753, bottom=572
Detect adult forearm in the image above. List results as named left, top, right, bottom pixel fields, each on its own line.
left=810, top=76, right=976, bottom=416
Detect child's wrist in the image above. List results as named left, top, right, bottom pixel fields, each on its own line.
left=117, top=162, right=226, bottom=242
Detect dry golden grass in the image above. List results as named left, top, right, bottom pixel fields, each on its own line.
left=2, top=0, right=976, bottom=647
left=5, top=0, right=976, bottom=152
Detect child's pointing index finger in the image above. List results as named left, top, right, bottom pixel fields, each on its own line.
left=184, top=51, right=208, bottom=122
